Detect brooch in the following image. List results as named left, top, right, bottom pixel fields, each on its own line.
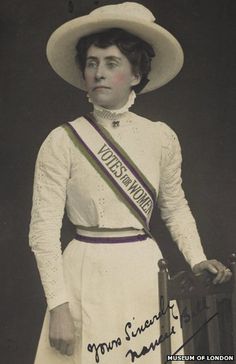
left=112, top=120, right=120, bottom=128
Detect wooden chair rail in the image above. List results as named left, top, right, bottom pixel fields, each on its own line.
left=158, top=253, right=236, bottom=364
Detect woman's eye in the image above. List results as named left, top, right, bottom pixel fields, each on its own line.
left=107, top=62, right=118, bottom=69
left=86, top=62, right=97, bottom=69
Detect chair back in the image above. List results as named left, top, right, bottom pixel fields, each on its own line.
left=158, top=254, right=236, bottom=363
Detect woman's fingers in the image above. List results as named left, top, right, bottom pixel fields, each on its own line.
left=49, top=336, right=75, bottom=356
left=59, top=339, right=70, bottom=355
left=193, top=259, right=232, bottom=284
left=66, top=341, right=75, bottom=356
left=207, top=260, right=232, bottom=284
left=217, top=267, right=232, bottom=284
left=210, top=260, right=226, bottom=284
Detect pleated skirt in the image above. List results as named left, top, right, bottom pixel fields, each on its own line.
left=34, top=236, right=184, bottom=364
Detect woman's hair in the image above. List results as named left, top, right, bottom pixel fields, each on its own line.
left=75, top=28, right=155, bottom=93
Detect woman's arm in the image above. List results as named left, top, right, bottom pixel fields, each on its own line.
left=29, top=126, right=71, bottom=309
left=157, top=122, right=231, bottom=283
left=29, top=126, right=76, bottom=355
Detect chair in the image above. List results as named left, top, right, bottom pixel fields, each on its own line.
left=158, top=254, right=236, bottom=363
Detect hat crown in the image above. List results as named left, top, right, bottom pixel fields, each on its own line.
left=90, top=2, right=155, bottom=22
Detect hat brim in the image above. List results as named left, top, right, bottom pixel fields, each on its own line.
left=46, top=14, right=184, bottom=94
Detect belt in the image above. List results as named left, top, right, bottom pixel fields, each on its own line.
left=75, top=227, right=148, bottom=244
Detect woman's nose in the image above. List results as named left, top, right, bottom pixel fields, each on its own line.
left=95, top=64, right=105, bottom=81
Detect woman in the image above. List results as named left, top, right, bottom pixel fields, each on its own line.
left=29, top=3, right=231, bottom=363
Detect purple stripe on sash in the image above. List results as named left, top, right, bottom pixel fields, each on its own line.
left=75, top=233, right=148, bottom=244
left=84, top=114, right=156, bottom=202
left=66, top=123, right=148, bottom=227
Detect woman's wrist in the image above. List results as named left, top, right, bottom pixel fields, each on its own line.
left=50, top=302, right=69, bottom=314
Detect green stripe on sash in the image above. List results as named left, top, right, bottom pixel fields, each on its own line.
left=62, top=123, right=152, bottom=234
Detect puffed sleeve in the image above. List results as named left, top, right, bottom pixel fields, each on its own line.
left=29, top=126, right=71, bottom=310
left=157, top=122, right=207, bottom=268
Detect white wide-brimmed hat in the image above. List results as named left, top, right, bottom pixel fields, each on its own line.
left=46, top=2, right=184, bottom=94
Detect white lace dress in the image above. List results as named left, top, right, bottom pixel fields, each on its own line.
left=29, top=95, right=206, bottom=364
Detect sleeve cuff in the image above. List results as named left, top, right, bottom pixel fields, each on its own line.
left=187, top=253, right=208, bottom=270
left=47, top=293, right=69, bottom=311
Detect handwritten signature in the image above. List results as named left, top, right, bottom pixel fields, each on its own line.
left=125, top=296, right=178, bottom=341
left=179, top=297, right=209, bottom=329
left=87, top=296, right=214, bottom=363
left=87, top=338, right=122, bottom=363
left=126, top=325, right=176, bottom=362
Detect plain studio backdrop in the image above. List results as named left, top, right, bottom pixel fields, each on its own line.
left=0, top=0, right=235, bottom=363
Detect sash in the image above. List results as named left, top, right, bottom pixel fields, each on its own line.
left=62, top=114, right=156, bottom=235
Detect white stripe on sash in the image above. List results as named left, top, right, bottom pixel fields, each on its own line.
left=67, top=118, right=155, bottom=229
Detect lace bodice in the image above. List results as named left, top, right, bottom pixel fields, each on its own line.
left=29, top=94, right=206, bottom=309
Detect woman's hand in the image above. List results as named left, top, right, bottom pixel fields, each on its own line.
left=49, top=302, right=75, bottom=356
left=192, top=259, right=232, bottom=284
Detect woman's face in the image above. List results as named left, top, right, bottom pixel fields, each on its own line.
left=84, top=45, right=141, bottom=110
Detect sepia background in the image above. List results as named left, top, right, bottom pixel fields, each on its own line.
left=1, top=0, right=235, bottom=363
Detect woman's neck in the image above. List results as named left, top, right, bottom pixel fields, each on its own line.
left=89, top=90, right=136, bottom=121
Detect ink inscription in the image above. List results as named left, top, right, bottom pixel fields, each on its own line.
left=87, top=296, right=216, bottom=363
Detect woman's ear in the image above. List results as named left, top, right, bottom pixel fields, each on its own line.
left=131, top=73, right=141, bottom=87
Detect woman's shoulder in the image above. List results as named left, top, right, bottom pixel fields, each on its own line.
left=129, top=112, right=179, bottom=147
left=155, top=121, right=179, bottom=148
left=43, top=116, right=84, bottom=141
left=38, top=117, right=84, bottom=156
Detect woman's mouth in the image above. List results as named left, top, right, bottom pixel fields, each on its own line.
left=93, top=86, right=111, bottom=91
